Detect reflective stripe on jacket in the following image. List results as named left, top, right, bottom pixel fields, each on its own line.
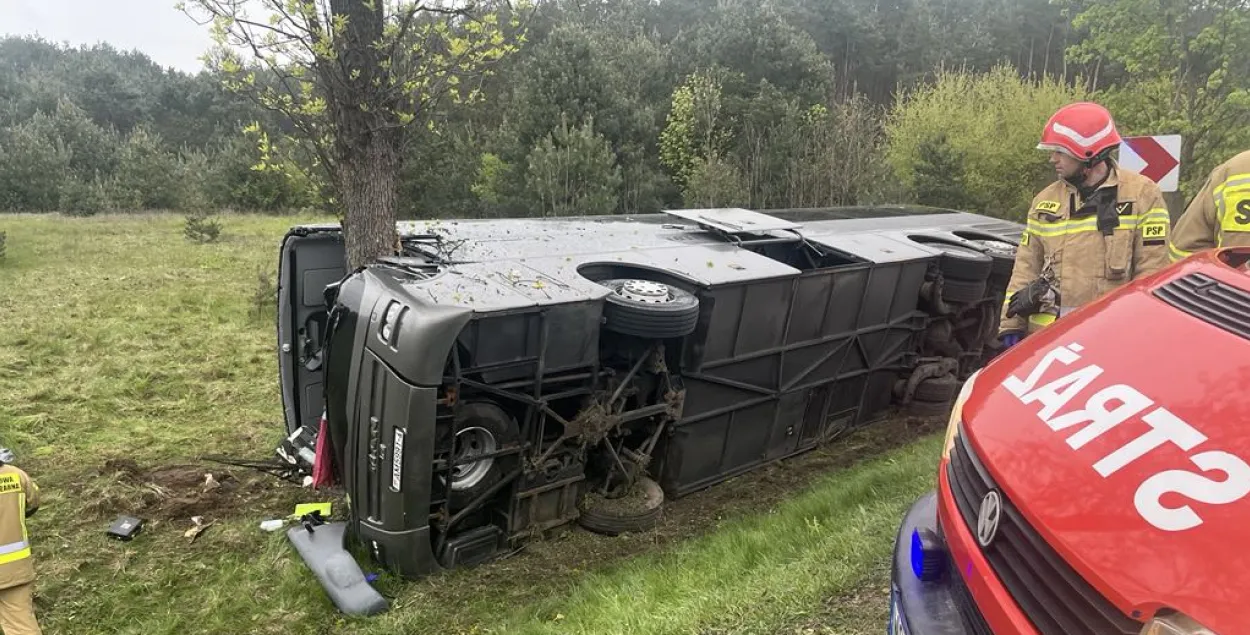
left=0, top=465, right=38, bottom=590
left=1169, top=150, right=1250, bottom=262
left=999, top=164, right=1171, bottom=335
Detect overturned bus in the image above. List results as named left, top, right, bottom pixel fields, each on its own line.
left=275, top=206, right=1022, bottom=582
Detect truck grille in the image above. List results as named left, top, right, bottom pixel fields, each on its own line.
left=1153, top=272, right=1250, bottom=340
left=946, top=431, right=1141, bottom=635
left=946, top=553, right=994, bottom=635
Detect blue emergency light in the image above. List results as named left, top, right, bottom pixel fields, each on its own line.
left=910, top=528, right=945, bottom=582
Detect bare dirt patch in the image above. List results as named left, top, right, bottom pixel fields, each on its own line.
left=580, top=476, right=658, bottom=515
left=86, top=457, right=318, bottom=524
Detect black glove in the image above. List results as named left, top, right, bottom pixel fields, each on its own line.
left=1006, top=277, right=1054, bottom=318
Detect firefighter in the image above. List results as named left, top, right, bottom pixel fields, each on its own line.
left=0, top=448, right=41, bottom=635
left=1168, top=149, right=1250, bottom=261
left=999, top=102, right=1171, bottom=347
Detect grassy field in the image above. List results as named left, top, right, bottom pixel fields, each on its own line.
left=0, top=212, right=945, bottom=634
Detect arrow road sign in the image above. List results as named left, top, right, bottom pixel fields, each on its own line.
left=1120, top=135, right=1182, bottom=192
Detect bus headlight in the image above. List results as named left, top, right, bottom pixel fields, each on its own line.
left=379, top=301, right=403, bottom=344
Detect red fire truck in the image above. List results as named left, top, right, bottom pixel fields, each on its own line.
left=890, top=247, right=1250, bottom=635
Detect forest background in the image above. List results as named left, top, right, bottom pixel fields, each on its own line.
left=1, top=0, right=1246, bottom=222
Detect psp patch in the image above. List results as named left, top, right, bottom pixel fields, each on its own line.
left=1035, top=200, right=1061, bottom=213
left=1141, top=221, right=1168, bottom=240
left=1223, top=193, right=1250, bottom=232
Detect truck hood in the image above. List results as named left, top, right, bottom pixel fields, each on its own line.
left=963, top=255, right=1250, bottom=634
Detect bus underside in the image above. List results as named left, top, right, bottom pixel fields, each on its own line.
left=276, top=208, right=1021, bottom=582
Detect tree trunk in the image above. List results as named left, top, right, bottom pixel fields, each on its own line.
left=328, top=0, right=401, bottom=270
left=1042, top=22, right=1055, bottom=79
left=339, top=134, right=400, bottom=270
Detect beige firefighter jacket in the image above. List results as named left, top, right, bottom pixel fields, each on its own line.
left=1169, top=149, right=1250, bottom=262
left=0, top=465, right=38, bottom=590
left=999, top=164, right=1171, bottom=335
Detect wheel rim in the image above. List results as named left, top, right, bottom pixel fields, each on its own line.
left=617, top=279, right=672, bottom=304
left=450, top=426, right=497, bottom=491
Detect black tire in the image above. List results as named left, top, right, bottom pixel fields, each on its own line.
left=578, top=476, right=664, bottom=536
left=938, top=243, right=994, bottom=281
left=967, top=239, right=1017, bottom=277
left=919, top=241, right=993, bottom=281
left=907, top=399, right=952, bottom=417
left=445, top=402, right=520, bottom=512
left=915, top=375, right=958, bottom=402
left=942, top=278, right=988, bottom=304
left=599, top=279, right=700, bottom=339
left=988, top=272, right=1012, bottom=294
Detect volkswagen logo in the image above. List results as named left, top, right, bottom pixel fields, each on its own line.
left=977, top=490, right=1002, bottom=547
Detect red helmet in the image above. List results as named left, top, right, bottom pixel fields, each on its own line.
left=1037, top=102, right=1121, bottom=164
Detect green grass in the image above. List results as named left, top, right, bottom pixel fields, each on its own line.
left=0, top=212, right=943, bottom=634
left=476, top=437, right=941, bottom=635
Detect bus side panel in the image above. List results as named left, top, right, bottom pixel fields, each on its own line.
left=659, top=260, right=926, bottom=498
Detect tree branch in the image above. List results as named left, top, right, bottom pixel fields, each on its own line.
left=230, top=16, right=308, bottom=45
left=259, top=0, right=317, bottom=38
left=193, top=0, right=324, bottom=68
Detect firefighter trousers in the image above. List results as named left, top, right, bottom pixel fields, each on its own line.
left=0, top=582, right=40, bottom=635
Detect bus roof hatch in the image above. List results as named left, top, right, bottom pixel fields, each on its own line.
left=662, top=207, right=802, bottom=234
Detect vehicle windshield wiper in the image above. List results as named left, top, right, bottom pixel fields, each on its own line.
left=400, top=234, right=468, bottom=266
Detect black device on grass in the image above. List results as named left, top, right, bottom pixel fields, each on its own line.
left=107, top=515, right=144, bottom=541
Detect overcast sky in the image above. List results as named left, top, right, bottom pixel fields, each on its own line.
left=2, top=0, right=217, bottom=73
